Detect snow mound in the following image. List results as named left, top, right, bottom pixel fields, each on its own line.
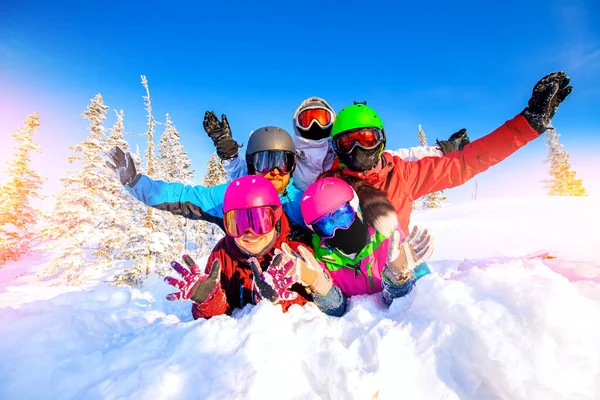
left=0, top=196, right=599, bottom=399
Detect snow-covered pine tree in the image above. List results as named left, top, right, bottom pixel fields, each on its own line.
left=417, top=124, right=427, bottom=149
left=543, top=126, right=587, bottom=196
left=196, top=152, right=229, bottom=256
left=93, top=110, right=132, bottom=264
left=153, top=114, right=196, bottom=274
left=0, top=113, right=45, bottom=265
left=98, top=109, right=158, bottom=284
left=203, top=152, right=229, bottom=187
left=114, top=76, right=171, bottom=286
left=39, top=94, right=117, bottom=284
left=113, top=83, right=172, bottom=287
left=141, top=75, right=156, bottom=231
left=133, top=144, right=144, bottom=173
left=156, top=114, right=194, bottom=183
left=417, top=124, right=446, bottom=208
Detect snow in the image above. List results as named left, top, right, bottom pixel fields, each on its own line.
left=1, top=196, right=599, bottom=399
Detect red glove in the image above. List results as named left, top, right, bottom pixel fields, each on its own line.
left=165, top=254, right=221, bottom=304
left=249, top=254, right=299, bottom=303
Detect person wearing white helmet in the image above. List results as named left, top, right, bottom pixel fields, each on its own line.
left=203, top=96, right=469, bottom=191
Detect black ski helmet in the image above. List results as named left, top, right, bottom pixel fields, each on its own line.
left=245, top=126, right=297, bottom=174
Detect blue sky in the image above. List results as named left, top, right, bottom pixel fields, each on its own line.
left=1, top=0, right=599, bottom=209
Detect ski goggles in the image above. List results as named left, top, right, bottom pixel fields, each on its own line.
left=295, top=107, right=334, bottom=131
left=224, top=206, right=280, bottom=238
left=309, top=203, right=356, bottom=239
left=332, top=128, right=384, bottom=154
left=250, top=150, right=296, bottom=175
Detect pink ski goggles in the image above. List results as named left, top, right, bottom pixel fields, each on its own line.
left=224, top=206, right=281, bottom=238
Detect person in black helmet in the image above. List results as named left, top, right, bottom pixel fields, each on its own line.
left=105, top=126, right=306, bottom=229
left=243, top=126, right=297, bottom=196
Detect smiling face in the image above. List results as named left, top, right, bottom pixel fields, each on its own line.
left=259, top=168, right=291, bottom=194
left=233, top=228, right=276, bottom=255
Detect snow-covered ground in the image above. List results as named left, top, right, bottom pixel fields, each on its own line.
left=1, top=197, right=599, bottom=399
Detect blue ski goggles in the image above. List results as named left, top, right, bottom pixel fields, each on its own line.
left=309, top=203, right=356, bottom=239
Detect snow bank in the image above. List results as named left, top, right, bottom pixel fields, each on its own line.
left=0, top=196, right=599, bottom=399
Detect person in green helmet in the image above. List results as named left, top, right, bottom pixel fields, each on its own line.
left=329, top=72, right=573, bottom=241
left=204, top=97, right=469, bottom=192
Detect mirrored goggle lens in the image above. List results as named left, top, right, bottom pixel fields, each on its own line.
left=335, top=128, right=383, bottom=154
left=252, top=151, right=295, bottom=175
left=310, top=203, right=356, bottom=239
left=296, top=108, right=333, bottom=130
left=224, top=207, right=276, bottom=238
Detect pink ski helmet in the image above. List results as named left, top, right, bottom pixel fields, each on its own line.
left=301, top=177, right=359, bottom=225
left=223, top=175, right=282, bottom=219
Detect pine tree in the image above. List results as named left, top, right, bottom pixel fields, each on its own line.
left=417, top=124, right=446, bottom=208
left=39, top=94, right=115, bottom=284
left=114, top=76, right=164, bottom=285
left=153, top=114, right=196, bottom=273
left=0, top=113, right=46, bottom=264
left=141, top=75, right=156, bottom=231
left=417, top=124, right=427, bottom=149
left=156, top=114, right=194, bottom=183
left=97, top=110, right=154, bottom=275
left=196, top=153, right=229, bottom=256
left=203, top=152, right=229, bottom=186
left=543, top=126, right=587, bottom=196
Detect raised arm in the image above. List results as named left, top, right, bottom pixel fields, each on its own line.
left=106, top=146, right=228, bottom=227
left=402, top=71, right=572, bottom=200
left=402, top=114, right=539, bottom=199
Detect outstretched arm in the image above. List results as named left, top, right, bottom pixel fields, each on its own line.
left=106, top=146, right=228, bottom=225
left=402, top=115, right=539, bottom=200
left=125, top=174, right=228, bottom=222
left=402, top=71, right=572, bottom=200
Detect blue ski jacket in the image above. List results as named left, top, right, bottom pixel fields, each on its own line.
left=125, top=174, right=306, bottom=228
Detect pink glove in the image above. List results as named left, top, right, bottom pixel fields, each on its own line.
left=165, top=254, right=221, bottom=304
left=249, top=254, right=299, bottom=303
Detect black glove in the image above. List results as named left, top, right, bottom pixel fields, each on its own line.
left=436, top=128, right=470, bottom=154
left=203, top=111, right=241, bottom=160
left=521, top=71, right=573, bottom=134
left=105, top=146, right=139, bottom=187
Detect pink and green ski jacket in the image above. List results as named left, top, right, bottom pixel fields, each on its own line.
left=311, top=227, right=412, bottom=297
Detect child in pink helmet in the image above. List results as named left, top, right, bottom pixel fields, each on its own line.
left=163, top=175, right=347, bottom=318
left=290, top=173, right=433, bottom=304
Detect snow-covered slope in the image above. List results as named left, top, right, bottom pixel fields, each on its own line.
left=0, top=197, right=599, bottom=399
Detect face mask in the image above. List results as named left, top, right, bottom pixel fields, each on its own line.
left=337, top=144, right=383, bottom=172
left=324, top=217, right=369, bottom=255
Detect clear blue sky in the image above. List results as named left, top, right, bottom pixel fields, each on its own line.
left=1, top=0, right=599, bottom=209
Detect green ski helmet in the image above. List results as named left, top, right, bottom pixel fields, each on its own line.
left=330, top=102, right=384, bottom=138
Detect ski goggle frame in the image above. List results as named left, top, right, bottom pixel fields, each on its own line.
left=309, top=203, right=357, bottom=239
left=332, top=128, right=385, bottom=154
left=295, top=107, right=334, bottom=131
left=249, top=150, right=296, bottom=175
left=224, top=206, right=281, bottom=238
